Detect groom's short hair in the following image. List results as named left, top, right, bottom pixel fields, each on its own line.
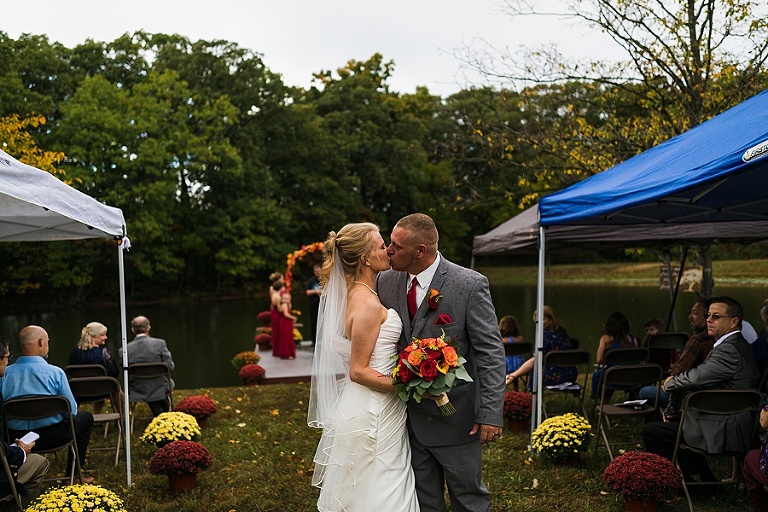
left=396, top=213, right=439, bottom=248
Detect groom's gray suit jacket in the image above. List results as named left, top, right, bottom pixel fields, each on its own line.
left=377, top=256, right=505, bottom=447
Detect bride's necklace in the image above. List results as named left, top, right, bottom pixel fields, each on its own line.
left=352, top=281, right=378, bottom=296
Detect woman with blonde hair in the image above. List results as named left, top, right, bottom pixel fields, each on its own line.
left=308, top=222, right=418, bottom=511
left=269, top=272, right=284, bottom=357
left=69, top=321, right=119, bottom=413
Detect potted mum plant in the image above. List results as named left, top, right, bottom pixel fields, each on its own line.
left=141, top=411, right=201, bottom=447
left=603, top=451, right=682, bottom=512
left=254, top=332, right=272, bottom=351
left=231, top=351, right=261, bottom=371
left=26, top=484, right=126, bottom=512
left=531, top=412, right=592, bottom=463
left=148, top=440, right=213, bottom=493
left=239, top=363, right=266, bottom=385
left=503, top=391, right=532, bottom=431
left=175, top=395, right=217, bottom=428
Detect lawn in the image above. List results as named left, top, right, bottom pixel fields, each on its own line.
left=33, top=383, right=752, bottom=512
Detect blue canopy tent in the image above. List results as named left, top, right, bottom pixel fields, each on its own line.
left=493, top=89, right=768, bottom=426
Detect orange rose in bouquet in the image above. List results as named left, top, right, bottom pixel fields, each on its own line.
left=391, top=330, right=472, bottom=415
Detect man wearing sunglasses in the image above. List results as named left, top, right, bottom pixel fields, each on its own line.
left=642, top=296, right=759, bottom=482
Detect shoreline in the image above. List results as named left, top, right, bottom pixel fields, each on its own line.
left=476, top=259, right=768, bottom=287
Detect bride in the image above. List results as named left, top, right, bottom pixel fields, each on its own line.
left=308, top=222, right=419, bottom=511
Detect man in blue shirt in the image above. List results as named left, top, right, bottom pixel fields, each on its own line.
left=1, top=325, right=94, bottom=484
left=0, top=337, right=49, bottom=510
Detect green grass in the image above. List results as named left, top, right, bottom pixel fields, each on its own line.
left=37, top=384, right=751, bottom=511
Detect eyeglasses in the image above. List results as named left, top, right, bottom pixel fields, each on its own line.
left=0, top=354, right=13, bottom=361
left=706, top=313, right=732, bottom=321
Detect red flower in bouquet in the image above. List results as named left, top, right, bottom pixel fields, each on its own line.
left=503, top=391, right=532, bottom=421
left=603, top=450, right=682, bottom=502
left=391, top=330, right=472, bottom=415
left=148, top=440, right=212, bottom=477
left=423, top=289, right=444, bottom=317
left=175, top=395, right=217, bottom=420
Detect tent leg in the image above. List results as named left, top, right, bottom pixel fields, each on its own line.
left=118, top=240, right=132, bottom=486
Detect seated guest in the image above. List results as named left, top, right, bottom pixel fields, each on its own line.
left=750, top=302, right=768, bottom=382
left=742, top=405, right=768, bottom=511
left=0, top=338, right=49, bottom=510
left=119, top=316, right=175, bottom=417
left=641, top=318, right=664, bottom=345
left=642, top=296, right=759, bottom=482
left=642, top=317, right=680, bottom=373
left=500, top=315, right=525, bottom=376
left=69, top=322, right=118, bottom=377
left=1, top=326, right=94, bottom=484
left=69, top=322, right=119, bottom=414
left=590, top=311, right=638, bottom=399
left=640, top=299, right=715, bottom=409
left=506, top=305, right=576, bottom=388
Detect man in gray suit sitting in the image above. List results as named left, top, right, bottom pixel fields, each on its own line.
left=643, top=296, right=759, bottom=481
left=377, top=213, right=505, bottom=512
left=119, top=316, right=175, bottom=417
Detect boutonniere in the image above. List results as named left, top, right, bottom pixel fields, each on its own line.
left=424, top=289, right=444, bottom=317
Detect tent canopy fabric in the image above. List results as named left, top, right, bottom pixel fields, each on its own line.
left=0, top=148, right=125, bottom=241
left=472, top=204, right=768, bottom=256
left=538, top=89, right=768, bottom=227
left=473, top=89, right=768, bottom=256
left=0, top=147, right=131, bottom=484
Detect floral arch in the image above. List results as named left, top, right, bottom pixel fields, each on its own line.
left=284, top=241, right=324, bottom=290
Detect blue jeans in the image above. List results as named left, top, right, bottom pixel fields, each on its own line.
left=639, top=385, right=669, bottom=409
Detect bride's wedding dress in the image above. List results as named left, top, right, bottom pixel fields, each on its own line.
left=313, top=308, right=419, bottom=511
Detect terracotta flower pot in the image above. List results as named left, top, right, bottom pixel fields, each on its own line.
left=623, top=498, right=658, bottom=512
left=507, top=418, right=530, bottom=432
left=197, top=416, right=209, bottom=428
left=169, top=472, right=197, bottom=493
left=555, top=452, right=582, bottom=465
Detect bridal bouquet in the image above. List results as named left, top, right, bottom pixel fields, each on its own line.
left=391, top=330, right=472, bottom=415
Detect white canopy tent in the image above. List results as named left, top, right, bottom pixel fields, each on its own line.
left=0, top=148, right=134, bottom=485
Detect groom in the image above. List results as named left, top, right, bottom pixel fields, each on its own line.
left=377, top=213, right=505, bottom=512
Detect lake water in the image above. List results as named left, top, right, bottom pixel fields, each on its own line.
left=1, top=283, right=765, bottom=389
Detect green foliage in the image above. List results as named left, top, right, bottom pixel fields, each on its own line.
left=1, top=21, right=767, bottom=306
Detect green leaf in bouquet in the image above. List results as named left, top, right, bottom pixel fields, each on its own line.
left=454, top=366, right=472, bottom=382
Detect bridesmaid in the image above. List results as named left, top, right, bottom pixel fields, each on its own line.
left=269, top=272, right=284, bottom=357
left=275, top=290, right=297, bottom=359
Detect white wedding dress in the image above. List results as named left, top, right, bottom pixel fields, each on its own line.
left=314, top=308, right=419, bottom=512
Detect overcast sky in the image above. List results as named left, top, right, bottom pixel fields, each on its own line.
left=3, top=0, right=618, bottom=97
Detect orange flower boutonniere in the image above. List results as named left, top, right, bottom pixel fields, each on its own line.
left=424, top=289, right=444, bottom=317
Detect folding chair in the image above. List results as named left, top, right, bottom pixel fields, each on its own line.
left=504, top=342, right=532, bottom=390
left=672, top=389, right=763, bottom=512
left=0, top=445, right=23, bottom=511
left=127, top=362, right=173, bottom=433
left=594, top=363, right=663, bottom=460
left=67, top=376, right=123, bottom=466
left=3, top=395, right=83, bottom=484
left=541, top=349, right=591, bottom=419
left=646, top=332, right=688, bottom=373
left=63, top=364, right=107, bottom=379
left=591, top=346, right=649, bottom=415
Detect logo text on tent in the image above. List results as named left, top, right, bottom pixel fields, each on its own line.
left=742, top=139, right=768, bottom=162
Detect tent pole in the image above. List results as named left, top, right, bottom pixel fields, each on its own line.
left=118, top=239, right=132, bottom=486
left=666, top=246, right=689, bottom=332
left=533, top=226, right=546, bottom=432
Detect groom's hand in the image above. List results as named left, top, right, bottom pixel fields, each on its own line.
left=471, top=423, right=502, bottom=444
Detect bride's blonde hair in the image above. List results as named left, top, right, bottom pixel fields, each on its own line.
left=321, top=222, right=379, bottom=286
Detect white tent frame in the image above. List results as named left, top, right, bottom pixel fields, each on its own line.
left=0, top=148, right=133, bottom=485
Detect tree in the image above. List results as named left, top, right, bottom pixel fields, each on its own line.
left=463, top=0, right=768, bottom=293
